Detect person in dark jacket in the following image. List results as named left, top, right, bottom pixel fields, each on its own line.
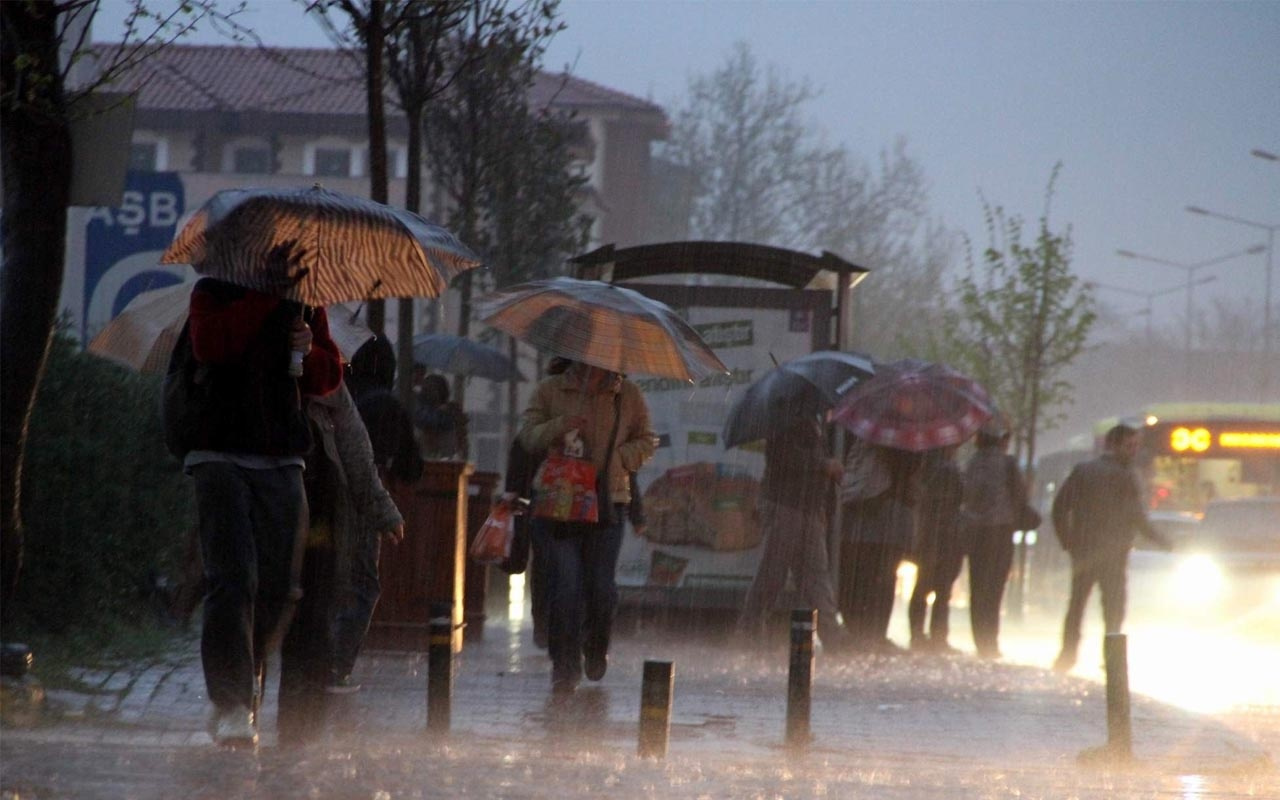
left=739, top=416, right=850, bottom=653
left=415, top=373, right=470, bottom=460
left=328, top=337, right=424, bottom=693
left=839, top=445, right=920, bottom=653
left=960, top=422, right=1022, bottom=660
left=907, top=445, right=966, bottom=653
left=185, top=276, right=342, bottom=747
left=1050, top=424, right=1170, bottom=672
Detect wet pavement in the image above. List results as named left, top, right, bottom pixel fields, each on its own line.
left=2, top=606, right=1278, bottom=799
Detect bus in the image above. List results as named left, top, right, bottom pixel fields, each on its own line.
left=1094, top=403, right=1280, bottom=514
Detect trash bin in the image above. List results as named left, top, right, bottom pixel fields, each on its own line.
left=367, top=460, right=473, bottom=652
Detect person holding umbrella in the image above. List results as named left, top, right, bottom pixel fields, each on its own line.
left=736, top=414, right=851, bottom=653
left=518, top=361, right=655, bottom=696
left=183, top=274, right=343, bottom=747
left=831, top=359, right=993, bottom=654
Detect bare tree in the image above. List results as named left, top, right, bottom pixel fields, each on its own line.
left=661, top=43, right=955, bottom=354
left=422, top=0, right=565, bottom=403
left=1, top=0, right=249, bottom=615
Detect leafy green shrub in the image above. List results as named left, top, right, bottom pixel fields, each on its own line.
left=13, top=328, right=194, bottom=632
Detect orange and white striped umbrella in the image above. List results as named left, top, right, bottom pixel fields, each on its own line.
left=87, top=280, right=374, bottom=374
left=476, top=277, right=728, bottom=381
left=161, top=185, right=481, bottom=306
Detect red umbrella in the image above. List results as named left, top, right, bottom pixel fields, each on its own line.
left=831, top=358, right=994, bottom=451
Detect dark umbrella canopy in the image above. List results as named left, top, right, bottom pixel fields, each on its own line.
left=411, top=333, right=524, bottom=382
left=831, top=358, right=993, bottom=451
left=724, top=350, right=875, bottom=448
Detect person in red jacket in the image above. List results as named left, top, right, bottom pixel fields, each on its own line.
left=185, top=276, right=341, bottom=747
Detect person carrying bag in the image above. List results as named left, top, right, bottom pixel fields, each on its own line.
left=518, top=362, right=655, bottom=696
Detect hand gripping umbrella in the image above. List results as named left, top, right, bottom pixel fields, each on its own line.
left=161, top=185, right=482, bottom=305
left=476, top=277, right=728, bottom=381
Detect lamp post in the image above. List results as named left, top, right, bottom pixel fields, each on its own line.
left=1116, top=245, right=1263, bottom=392
left=1089, top=279, right=1207, bottom=342
left=1185, top=205, right=1279, bottom=399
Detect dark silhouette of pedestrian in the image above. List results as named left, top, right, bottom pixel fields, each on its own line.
left=907, top=445, right=966, bottom=653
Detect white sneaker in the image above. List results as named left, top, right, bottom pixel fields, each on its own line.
left=213, top=706, right=258, bottom=748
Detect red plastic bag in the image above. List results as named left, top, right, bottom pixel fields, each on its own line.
left=469, top=505, right=514, bottom=565
left=531, top=452, right=599, bottom=524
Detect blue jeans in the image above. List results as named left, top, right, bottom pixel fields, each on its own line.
left=535, top=512, right=625, bottom=685
left=330, top=530, right=383, bottom=679
left=192, top=462, right=306, bottom=712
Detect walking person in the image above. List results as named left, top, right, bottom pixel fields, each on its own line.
left=519, top=362, right=655, bottom=696
left=907, top=445, right=966, bottom=653
left=182, top=275, right=343, bottom=746
left=326, top=338, right=423, bottom=693
left=277, top=383, right=404, bottom=741
left=737, top=415, right=850, bottom=653
left=961, top=421, right=1023, bottom=660
left=1051, top=424, right=1170, bottom=673
left=839, top=444, right=920, bottom=653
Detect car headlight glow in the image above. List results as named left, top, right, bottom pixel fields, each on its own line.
left=1173, top=554, right=1225, bottom=605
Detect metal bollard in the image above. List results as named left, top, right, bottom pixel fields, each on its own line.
left=1104, top=633, right=1133, bottom=758
left=638, top=660, right=674, bottom=758
left=427, top=601, right=454, bottom=734
left=786, top=608, right=815, bottom=748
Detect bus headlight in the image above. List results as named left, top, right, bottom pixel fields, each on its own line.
left=1173, top=554, right=1225, bottom=604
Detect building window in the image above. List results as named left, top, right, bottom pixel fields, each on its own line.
left=129, top=142, right=158, bottom=172
left=313, top=148, right=352, bottom=178
left=232, top=147, right=272, bottom=174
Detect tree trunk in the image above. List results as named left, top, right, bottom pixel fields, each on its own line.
left=364, top=0, right=389, bottom=335
left=397, top=75, right=424, bottom=412
left=0, top=1, right=73, bottom=613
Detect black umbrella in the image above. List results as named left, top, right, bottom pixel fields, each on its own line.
left=411, top=333, right=524, bottom=381
left=723, top=350, right=875, bottom=448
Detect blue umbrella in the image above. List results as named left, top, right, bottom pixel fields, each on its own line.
left=723, top=350, right=875, bottom=448
left=411, top=333, right=524, bottom=381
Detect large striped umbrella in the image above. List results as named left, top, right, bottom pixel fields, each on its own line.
left=87, top=280, right=374, bottom=373
left=476, top=277, right=728, bottom=381
left=161, top=185, right=481, bottom=306
left=831, top=358, right=994, bottom=451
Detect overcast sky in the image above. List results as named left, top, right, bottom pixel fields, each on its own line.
left=94, top=0, right=1280, bottom=333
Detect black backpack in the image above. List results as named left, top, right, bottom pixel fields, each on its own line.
left=161, top=321, right=213, bottom=459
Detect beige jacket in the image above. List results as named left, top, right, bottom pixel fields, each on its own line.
left=518, top=373, right=655, bottom=505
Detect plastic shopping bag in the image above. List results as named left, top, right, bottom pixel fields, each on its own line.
left=531, top=451, right=599, bottom=524
left=469, top=504, right=515, bottom=565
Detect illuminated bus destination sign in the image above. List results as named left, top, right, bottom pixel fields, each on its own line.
left=1218, top=431, right=1280, bottom=450
left=1167, top=426, right=1280, bottom=452
left=1170, top=427, right=1211, bottom=453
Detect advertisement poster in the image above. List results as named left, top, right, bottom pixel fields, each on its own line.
left=82, top=171, right=189, bottom=341
left=614, top=285, right=831, bottom=609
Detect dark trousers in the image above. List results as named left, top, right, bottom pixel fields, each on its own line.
left=192, top=462, right=306, bottom=712
left=278, top=544, right=334, bottom=744
left=537, top=513, right=625, bottom=685
left=968, top=524, right=1014, bottom=656
left=529, top=525, right=550, bottom=647
left=330, top=531, right=383, bottom=679
left=839, top=542, right=905, bottom=644
left=1059, top=549, right=1129, bottom=659
left=908, top=543, right=965, bottom=645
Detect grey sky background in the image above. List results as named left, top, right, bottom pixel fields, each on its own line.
left=95, top=0, right=1280, bottom=334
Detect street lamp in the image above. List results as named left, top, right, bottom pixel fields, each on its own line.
left=1185, top=205, right=1280, bottom=398
left=1089, top=279, right=1211, bottom=341
left=1116, top=245, right=1262, bottom=392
